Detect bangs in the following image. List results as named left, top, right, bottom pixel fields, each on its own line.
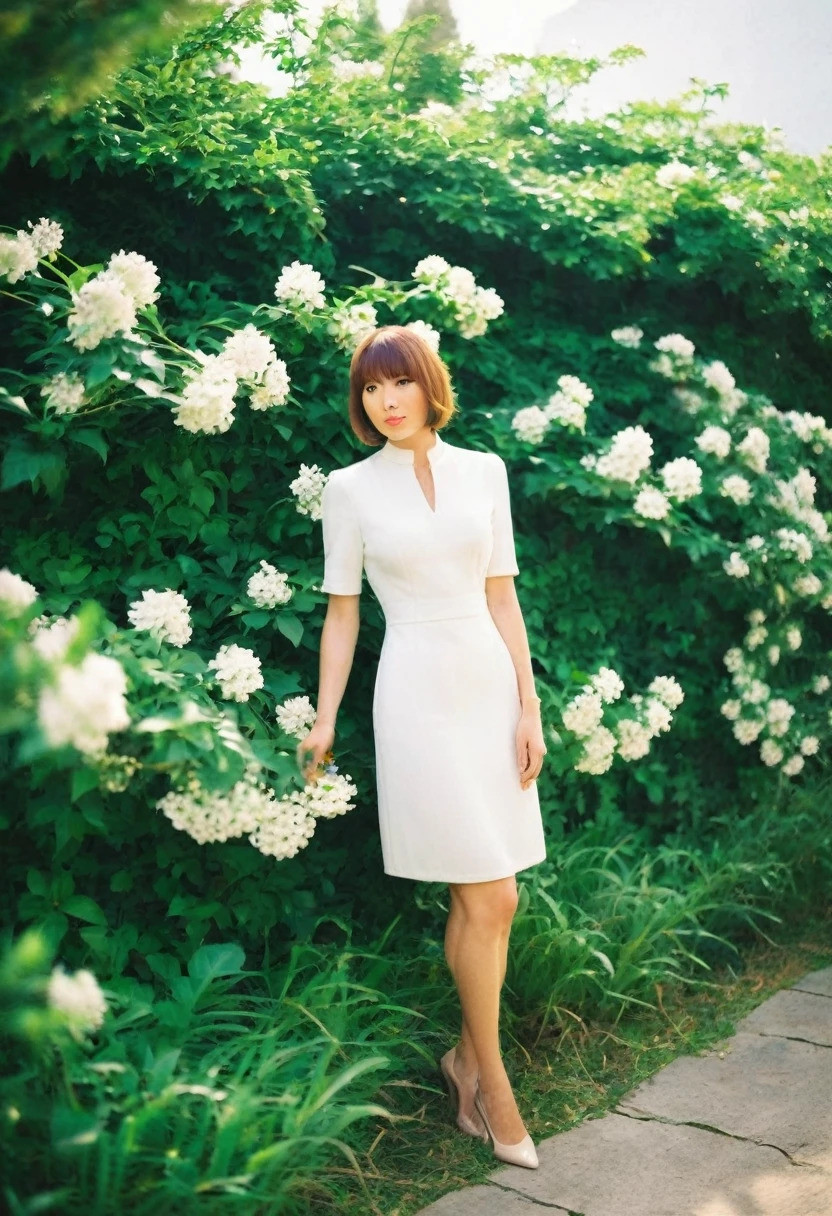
left=354, top=331, right=423, bottom=387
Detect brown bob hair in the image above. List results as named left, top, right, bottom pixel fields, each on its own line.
left=348, top=325, right=457, bottom=446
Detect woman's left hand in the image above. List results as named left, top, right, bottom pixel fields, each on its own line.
left=517, top=705, right=546, bottom=790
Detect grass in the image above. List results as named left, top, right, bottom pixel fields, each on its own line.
left=307, top=909, right=832, bottom=1216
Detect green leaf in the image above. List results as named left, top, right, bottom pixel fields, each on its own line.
left=71, top=767, right=100, bottom=802
left=69, top=429, right=109, bottom=464
left=62, top=896, right=107, bottom=925
left=275, top=614, right=304, bottom=647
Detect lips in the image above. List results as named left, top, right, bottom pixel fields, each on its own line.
left=385, top=417, right=405, bottom=425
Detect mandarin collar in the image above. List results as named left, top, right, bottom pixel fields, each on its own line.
left=379, top=429, right=447, bottom=466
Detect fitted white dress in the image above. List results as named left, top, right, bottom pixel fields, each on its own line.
left=319, top=428, right=547, bottom=883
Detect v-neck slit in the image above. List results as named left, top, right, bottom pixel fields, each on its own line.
left=413, top=467, right=437, bottom=514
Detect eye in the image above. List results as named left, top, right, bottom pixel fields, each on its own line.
left=397, top=377, right=411, bottom=385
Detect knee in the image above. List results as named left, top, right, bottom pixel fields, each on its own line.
left=451, top=877, right=518, bottom=929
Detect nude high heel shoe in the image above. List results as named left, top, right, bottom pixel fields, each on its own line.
left=439, top=1047, right=488, bottom=1141
left=474, top=1080, right=539, bottom=1169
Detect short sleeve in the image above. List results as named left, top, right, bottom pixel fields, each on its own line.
left=485, top=455, right=520, bottom=577
left=320, top=471, right=364, bottom=595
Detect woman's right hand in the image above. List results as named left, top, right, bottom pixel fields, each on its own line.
left=296, top=721, right=336, bottom=782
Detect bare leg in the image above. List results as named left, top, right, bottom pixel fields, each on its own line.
left=444, top=876, right=528, bottom=1145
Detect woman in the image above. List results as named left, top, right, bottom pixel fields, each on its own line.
left=297, top=324, right=547, bottom=1169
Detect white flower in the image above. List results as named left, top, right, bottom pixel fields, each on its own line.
left=575, top=725, right=617, bottom=774
left=701, top=360, right=736, bottom=395
left=719, top=475, right=753, bottom=506
left=38, top=653, right=130, bottom=754
left=717, top=387, right=748, bottom=419
left=27, top=218, right=64, bottom=260
left=733, top=717, right=764, bottom=745
left=221, top=325, right=276, bottom=380
left=648, top=675, right=684, bottom=710
left=741, top=679, right=770, bottom=706
left=291, top=463, right=328, bottom=520
left=511, top=405, right=550, bottom=445
left=250, top=358, right=291, bottom=411
left=812, top=675, right=830, bottom=694
left=31, top=615, right=80, bottom=660
left=766, top=697, right=795, bottom=737
left=782, top=754, right=805, bottom=777
left=247, top=560, right=293, bottom=608
left=40, top=372, right=86, bottom=415
left=330, top=56, right=385, bottom=82
left=557, top=375, right=594, bottom=408
left=445, top=265, right=477, bottom=304
left=0, top=567, right=39, bottom=613
left=173, top=353, right=238, bottom=435
left=746, top=535, right=766, bottom=551
left=656, top=161, right=696, bottom=189
left=543, top=392, right=587, bottom=432
left=0, top=231, right=39, bottom=282
left=579, top=453, right=597, bottom=471
left=47, top=966, right=108, bottom=1034
left=405, top=319, right=441, bottom=352
left=723, top=647, right=744, bottom=673
left=719, top=193, right=744, bottom=212
left=767, top=645, right=780, bottom=666
left=784, top=411, right=827, bottom=443
left=654, top=333, right=695, bottom=360
left=158, top=773, right=279, bottom=845
left=127, top=588, right=192, bottom=647
left=416, top=101, right=456, bottom=121
left=800, top=736, right=820, bottom=756
left=275, top=694, right=317, bottom=738
left=785, top=626, right=802, bottom=651
left=562, top=690, right=604, bottom=738
left=616, top=718, right=652, bottom=761
left=760, top=738, right=784, bottom=766
left=723, top=552, right=750, bottom=578
left=207, top=644, right=264, bottom=702
left=249, top=770, right=359, bottom=858
left=645, top=697, right=672, bottom=736
left=274, top=260, right=326, bottom=311
left=611, top=326, right=643, bottom=348
left=105, top=251, right=160, bottom=308
left=720, top=700, right=742, bottom=721
left=747, top=608, right=766, bottom=626
left=67, top=274, right=137, bottom=350
left=590, top=667, right=624, bottom=704
left=673, top=387, right=705, bottom=414
left=660, top=456, right=702, bottom=502
left=745, top=626, right=767, bottom=650
left=736, top=426, right=770, bottom=475
left=775, top=528, right=813, bottom=564
left=634, top=485, right=670, bottom=520
left=413, top=255, right=451, bottom=286
left=791, top=468, right=817, bottom=507
left=696, top=426, right=732, bottom=459
left=596, top=425, right=654, bottom=484
left=329, top=301, right=378, bottom=350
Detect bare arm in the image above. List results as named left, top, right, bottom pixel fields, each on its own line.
left=485, top=575, right=546, bottom=789
left=296, top=594, right=360, bottom=780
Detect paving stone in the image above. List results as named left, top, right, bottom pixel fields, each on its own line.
left=737, top=988, right=832, bottom=1047
left=792, top=965, right=832, bottom=998
left=416, top=1182, right=570, bottom=1215
left=618, top=1030, right=832, bottom=1164
left=486, top=1112, right=829, bottom=1216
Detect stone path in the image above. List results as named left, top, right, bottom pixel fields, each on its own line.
left=418, top=966, right=832, bottom=1216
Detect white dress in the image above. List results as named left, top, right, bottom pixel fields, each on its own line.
left=319, top=428, right=547, bottom=883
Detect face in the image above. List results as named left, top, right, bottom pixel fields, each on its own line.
left=362, top=373, right=432, bottom=442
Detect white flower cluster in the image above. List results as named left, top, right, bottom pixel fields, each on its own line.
left=247, top=560, right=293, bottom=608
left=127, top=588, right=193, bottom=647
left=596, top=425, right=653, bottom=484
left=291, top=463, right=328, bottom=520
left=561, top=666, right=683, bottom=773
left=328, top=301, right=378, bottom=350
left=30, top=615, right=80, bottom=660
left=634, top=486, right=670, bottom=520
left=250, top=768, right=359, bottom=858
left=38, top=652, right=130, bottom=754
left=0, top=567, right=39, bottom=612
left=736, top=426, right=770, bottom=475
left=775, top=528, right=813, bottom=564
left=330, top=56, right=385, bottom=82
left=766, top=471, right=828, bottom=543
left=173, top=352, right=238, bottom=435
left=158, top=772, right=276, bottom=844
left=611, top=326, right=643, bottom=348
left=660, top=456, right=702, bottom=502
left=543, top=375, right=594, bottom=433
left=412, top=255, right=504, bottom=339
left=721, top=646, right=811, bottom=775
left=510, top=405, right=549, bottom=445
left=720, top=474, right=753, bottom=506
left=41, top=372, right=86, bottom=415
left=274, top=260, right=326, bottom=311
left=67, top=250, right=159, bottom=351
left=723, top=551, right=750, bottom=578
left=406, top=319, right=441, bottom=352
left=656, top=161, right=696, bottom=189
left=275, top=694, right=317, bottom=738
left=696, top=425, right=732, bottom=460
left=47, top=964, right=108, bottom=1036
left=207, top=644, right=264, bottom=702
left=0, top=217, right=64, bottom=283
